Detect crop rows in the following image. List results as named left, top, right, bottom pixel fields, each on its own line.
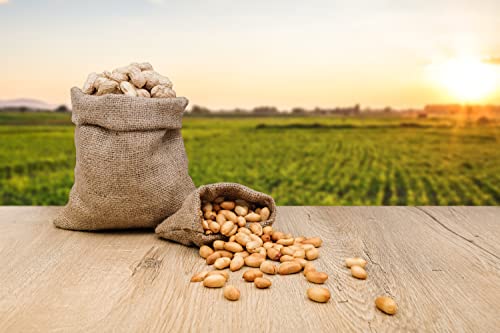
left=0, top=114, right=499, bottom=205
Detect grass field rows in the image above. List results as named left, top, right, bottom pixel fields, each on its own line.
left=0, top=112, right=499, bottom=205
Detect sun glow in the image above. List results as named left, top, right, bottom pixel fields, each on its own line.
left=428, top=57, right=498, bottom=102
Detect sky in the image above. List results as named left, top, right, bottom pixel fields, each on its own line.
left=1, top=0, right=500, bottom=109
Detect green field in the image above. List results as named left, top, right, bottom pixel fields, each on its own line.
left=1, top=111, right=499, bottom=205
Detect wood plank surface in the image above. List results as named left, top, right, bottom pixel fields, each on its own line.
left=0, top=206, right=499, bottom=333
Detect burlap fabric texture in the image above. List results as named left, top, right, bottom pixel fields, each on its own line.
left=155, top=182, right=277, bottom=246
left=54, top=87, right=195, bottom=230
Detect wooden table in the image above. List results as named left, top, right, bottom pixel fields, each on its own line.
left=0, top=207, right=499, bottom=332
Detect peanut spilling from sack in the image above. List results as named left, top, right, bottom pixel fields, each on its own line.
left=200, top=197, right=271, bottom=236
left=190, top=198, right=330, bottom=302
left=193, top=197, right=394, bottom=313
left=191, top=209, right=398, bottom=316
left=81, top=62, right=176, bottom=98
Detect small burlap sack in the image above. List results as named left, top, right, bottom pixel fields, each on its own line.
left=54, top=87, right=195, bottom=230
left=155, top=182, right=277, bottom=246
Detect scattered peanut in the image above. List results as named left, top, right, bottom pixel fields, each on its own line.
left=238, top=227, right=251, bottom=235
left=220, top=222, right=237, bottom=236
left=307, top=287, right=331, bottom=303
left=294, top=258, right=307, bottom=268
left=278, top=261, right=302, bottom=275
left=214, top=257, right=231, bottom=270
left=260, top=207, right=270, bottom=221
left=281, top=247, right=295, bottom=256
left=190, top=271, right=208, bottom=282
left=243, top=269, right=263, bottom=282
left=209, top=221, right=221, bottom=233
left=277, top=238, right=294, bottom=246
left=220, top=201, right=236, bottom=210
left=234, top=205, right=248, bottom=216
left=203, top=274, right=226, bottom=288
left=213, top=240, right=225, bottom=250
left=345, top=257, right=367, bottom=268
left=245, top=212, right=261, bottom=222
left=206, top=270, right=229, bottom=281
left=260, top=261, right=278, bottom=275
left=303, top=262, right=316, bottom=276
left=224, top=242, right=244, bottom=253
left=293, top=250, right=306, bottom=259
left=375, top=296, right=397, bottom=315
left=303, top=237, right=323, bottom=248
left=294, top=236, right=306, bottom=243
left=305, top=248, right=319, bottom=260
left=199, top=245, right=214, bottom=259
left=262, top=240, right=273, bottom=250
left=206, top=252, right=222, bottom=265
left=272, top=231, right=284, bottom=241
left=249, top=223, right=263, bottom=236
left=351, top=265, right=368, bottom=279
left=305, top=271, right=329, bottom=284
left=216, top=214, right=227, bottom=225
left=235, top=251, right=250, bottom=258
left=223, top=285, right=240, bottom=301
left=245, top=253, right=265, bottom=267
left=235, top=232, right=251, bottom=246
left=221, top=210, right=237, bottom=222
left=254, top=277, right=272, bottom=289
left=301, top=244, right=315, bottom=251
left=246, top=241, right=261, bottom=253
left=215, top=250, right=233, bottom=259
left=266, top=247, right=281, bottom=261
left=230, top=256, right=245, bottom=272
left=280, top=255, right=294, bottom=262
left=263, top=226, right=273, bottom=235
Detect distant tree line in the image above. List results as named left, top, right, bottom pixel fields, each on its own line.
left=0, top=105, right=70, bottom=113
left=190, top=104, right=368, bottom=116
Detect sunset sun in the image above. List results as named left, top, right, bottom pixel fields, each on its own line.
left=429, top=57, right=498, bottom=102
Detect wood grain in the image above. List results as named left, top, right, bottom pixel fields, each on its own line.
left=0, top=206, right=499, bottom=332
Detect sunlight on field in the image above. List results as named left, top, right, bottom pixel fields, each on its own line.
left=427, top=57, right=498, bottom=102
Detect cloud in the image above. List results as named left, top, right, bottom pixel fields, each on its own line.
left=0, top=0, right=9, bottom=4
left=482, top=57, right=500, bottom=65
left=146, top=0, right=165, bottom=4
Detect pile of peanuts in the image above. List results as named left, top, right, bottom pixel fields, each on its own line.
left=192, top=221, right=331, bottom=303
left=192, top=197, right=398, bottom=315
left=81, top=62, right=176, bottom=98
left=200, top=197, right=270, bottom=236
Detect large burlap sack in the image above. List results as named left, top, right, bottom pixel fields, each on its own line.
left=155, top=182, right=277, bottom=246
left=54, top=87, right=195, bottom=230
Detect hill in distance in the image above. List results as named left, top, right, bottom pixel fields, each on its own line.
left=0, top=98, right=58, bottom=111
